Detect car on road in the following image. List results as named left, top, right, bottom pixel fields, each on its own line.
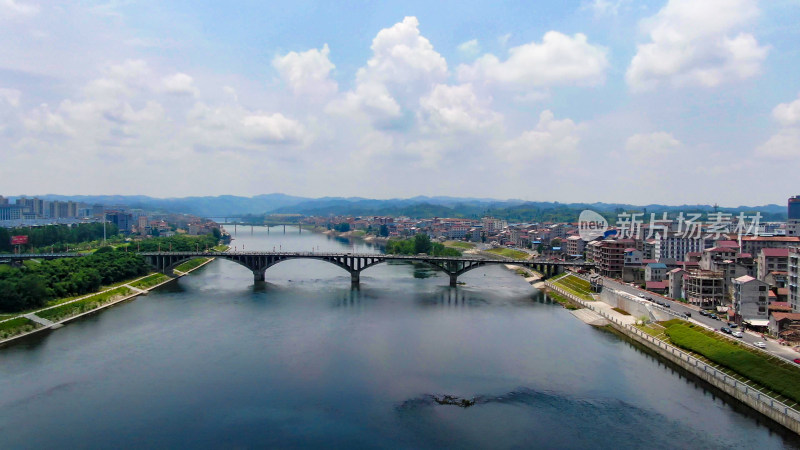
left=684, top=312, right=691, bottom=317
left=638, top=293, right=646, bottom=298
left=728, top=323, right=738, bottom=328
left=699, top=310, right=708, bottom=316
left=754, top=341, right=766, bottom=349
left=663, top=303, right=670, bottom=308
left=731, top=331, right=743, bottom=338
left=720, top=327, right=731, bottom=334
left=794, top=359, right=800, bottom=364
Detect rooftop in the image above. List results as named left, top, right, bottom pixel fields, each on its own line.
left=761, top=248, right=790, bottom=257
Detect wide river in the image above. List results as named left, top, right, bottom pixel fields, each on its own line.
left=1, top=226, right=798, bottom=449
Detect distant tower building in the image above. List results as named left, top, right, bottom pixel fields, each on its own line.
left=788, top=195, right=800, bottom=237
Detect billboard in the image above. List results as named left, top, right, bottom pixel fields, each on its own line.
left=10, top=235, right=29, bottom=245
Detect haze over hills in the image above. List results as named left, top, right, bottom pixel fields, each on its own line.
left=10, top=194, right=788, bottom=222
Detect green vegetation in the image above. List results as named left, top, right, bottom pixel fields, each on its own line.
left=485, top=247, right=528, bottom=259
left=134, top=233, right=219, bottom=252
left=211, top=244, right=229, bottom=252
left=385, top=234, right=462, bottom=257
left=444, top=241, right=475, bottom=249
left=37, top=286, right=132, bottom=322
left=546, top=290, right=581, bottom=310
left=0, top=222, right=119, bottom=253
left=0, top=250, right=149, bottom=313
left=662, top=320, right=800, bottom=404
left=130, top=273, right=171, bottom=289
left=0, top=317, right=40, bottom=339
left=174, top=258, right=210, bottom=273
left=551, top=274, right=594, bottom=301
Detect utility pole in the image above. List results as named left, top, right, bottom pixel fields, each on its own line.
left=103, top=212, right=107, bottom=245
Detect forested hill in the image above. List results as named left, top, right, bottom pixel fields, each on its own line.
left=11, top=194, right=788, bottom=222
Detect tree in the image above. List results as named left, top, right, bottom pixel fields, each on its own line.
left=379, top=224, right=389, bottom=237
left=212, top=227, right=222, bottom=240
left=414, top=233, right=432, bottom=254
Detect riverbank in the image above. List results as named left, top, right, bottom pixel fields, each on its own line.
left=0, top=257, right=215, bottom=347
left=545, top=280, right=800, bottom=436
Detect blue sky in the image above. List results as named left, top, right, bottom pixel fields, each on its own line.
left=1, top=0, right=798, bottom=205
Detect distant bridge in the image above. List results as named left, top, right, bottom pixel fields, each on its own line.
left=0, top=251, right=595, bottom=287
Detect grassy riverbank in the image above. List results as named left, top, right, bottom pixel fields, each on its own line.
left=36, top=286, right=133, bottom=322
left=660, top=320, right=800, bottom=404
left=550, top=274, right=594, bottom=301
left=0, top=317, right=40, bottom=340
left=174, top=258, right=210, bottom=273
left=546, top=289, right=582, bottom=310
left=485, top=247, right=529, bottom=259
left=444, top=241, right=475, bottom=250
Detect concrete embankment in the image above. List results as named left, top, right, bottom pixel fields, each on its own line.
left=546, top=280, right=800, bottom=436
left=0, top=257, right=215, bottom=346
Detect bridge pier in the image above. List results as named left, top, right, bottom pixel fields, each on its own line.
left=351, top=271, right=360, bottom=286
left=449, top=273, right=458, bottom=287
left=253, top=270, right=265, bottom=282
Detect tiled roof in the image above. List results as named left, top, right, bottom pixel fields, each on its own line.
left=761, top=248, right=790, bottom=257
left=771, top=312, right=800, bottom=321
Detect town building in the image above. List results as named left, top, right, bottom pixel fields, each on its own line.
left=732, top=275, right=769, bottom=328
left=645, top=262, right=668, bottom=282
left=668, top=268, right=686, bottom=299
left=685, top=269, right=725, bottom=308
left=564, top=235, right=585, bottom=257
left=757, top=248, right=789, bottom=281
left=790, top=247, right=800, bottom=312
left=787, top=195, right=800, bottom=237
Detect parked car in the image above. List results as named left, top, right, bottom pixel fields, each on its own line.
left=728, top=323, right=738, bottom=329
left=794, top=359, right=800, bottom=364
left=732, top=331, right=743, bottom=338
left=699, top=310, right=708, bottom=316
left=754, top=341, right=766, bottom=349
left=663, top=303, right=670, bottom=308
left=684, top=312, right=691, bottom=317
left=720, top=327, right=731, bottom=334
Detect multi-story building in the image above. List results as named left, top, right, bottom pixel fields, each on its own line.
left=757, top=248, right=789, bottom=281
left=653, top=233, right=709, bottom=261
left=732, top=275, right=769, bottom=328
left=668, top=268, right=686, bottom=299
left=685, top=269, right=725, bottom=308
left=787, top=195, right=800, bottom=237
left=0, top=195, right=7, bottom=205
left=106, top=211, right=133, bottom=234
left=481, top=217, right=507, bottom=234
left=624, top=248, right=642, bottom=266
left=564, top=235, right=586, bottom=257
left=598, top=239, right=633, bottom=279
left=645, top=262, right=668, bottom=282
left=739, top=236, right=800, bottom=258
left=0, top=204, right=22, bottom=221
left=790, top=247, right=800, bottom=312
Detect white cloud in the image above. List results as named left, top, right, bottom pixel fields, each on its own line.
left=458, top=31, right=608, bottom=88
left=773, top=93, right=800, bottom=126
left=23, top=104, right=75, bottom=136
left=457, top=39, right=480, bottom=58
left=626, top=0, right=768, bottom=91
left=162, top=72, right=198, bottom=97
left=241, top=113, right=305, bottom=144
left=418, top=83, right=501, bottom=134
left=498, top=110, right=580, bottom=162
left=755, top=128, right=800, bottom=160
left=0, top=88, right=22, bottom=107
left=582, top=0, right=627, bottom=17
left=625, top=131, right=681, bottom=163
left=273, top=44, right=337, bottom=98
left=498, top=33, right=511, bottom=47
left=0, top=0, right=39, bottom=18
left=327, top=16, right=447, bottom=125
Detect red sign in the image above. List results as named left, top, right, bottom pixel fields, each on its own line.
left=10, top=235, right=29, bottom=245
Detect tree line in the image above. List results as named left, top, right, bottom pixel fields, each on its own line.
left=0, top=248, right=150, bottom=313
left=385, top=234, right=461, bottom=257
left=133, top=233, right=219, bottom=252
left=0, top=223, right=119, bottom=252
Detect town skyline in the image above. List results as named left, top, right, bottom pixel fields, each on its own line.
left=1, top=1, right=799, bottom=204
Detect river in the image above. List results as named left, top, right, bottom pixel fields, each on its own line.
left=0, top=226, right=798, bottom=448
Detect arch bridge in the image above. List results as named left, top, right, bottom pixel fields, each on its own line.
left=140, top=251, right=595, bottom=287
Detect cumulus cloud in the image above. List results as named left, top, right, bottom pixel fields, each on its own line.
left=273, top=44, right=337, bottom=98
left=418, top=83, right=501, bottom=134
left=497, top=110, right=580, bottom=162
left=582, top=0, right=628, bottom=17
left=625, top=131, right=681, bottom=163
left=162, top=72, right=198, bottom=97
left=457, top=39, right=480, bottom=58
left=0, top=0, right=39, bottom=18
left=0, top=88, right=22, bottom=107
left=241, top=113, right=305, bottom=144
left=626, top=0, right=768, bottom=91
left=458, top=31, right=608, bottom=88
left=756, top=128, right=800, bottom=160
left=773, top=93, right=800, bottom=126
left=328, top=16, right=447, bottom=124
left=757, top=93, right=800, bottom=160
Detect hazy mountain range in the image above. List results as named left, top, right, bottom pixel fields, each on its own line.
left=9, top=194, right=789, bottom=222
